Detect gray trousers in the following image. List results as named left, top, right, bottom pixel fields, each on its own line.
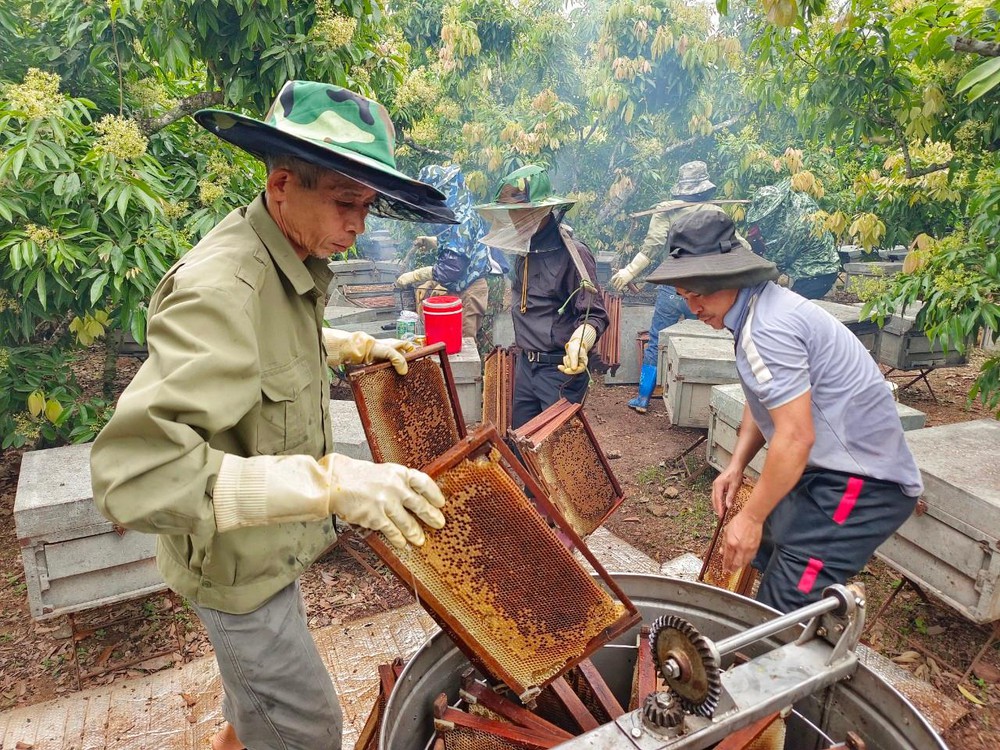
left=193, top=580, right=343, bottom=750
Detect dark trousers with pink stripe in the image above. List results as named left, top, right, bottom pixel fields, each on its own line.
left=753, top=469, right=917, bottom=614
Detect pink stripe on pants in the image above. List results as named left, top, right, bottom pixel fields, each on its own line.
left=797, top=557, right=824, bottom=594
left=833, top=476, right=865, bottom=525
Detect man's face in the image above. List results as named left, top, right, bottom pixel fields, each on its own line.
left=675, top=286, right=739, bottom=330
left=266, top=168, right=377, bottom=261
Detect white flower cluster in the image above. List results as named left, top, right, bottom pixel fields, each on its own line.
left=5, top=68, right=64, bottom=120
left=95, top=115, right=148, bottom=161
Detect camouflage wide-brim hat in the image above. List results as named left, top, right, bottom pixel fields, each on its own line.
left=195, top=81, right=457, bottom=224
left=670, top=160, right=716, bottom=197
left=745, top=179, right=791, bottom=225
left=475, top=164, right=575, bottom=212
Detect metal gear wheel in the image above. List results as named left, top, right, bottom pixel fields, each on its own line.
left=641, top=690, right=684, bottom=730
left=649, top=614, right=722, bottom=717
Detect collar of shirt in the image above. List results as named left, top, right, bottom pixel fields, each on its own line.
left=723, top=281, right=770, bottom=337
left=246, top=194, right=333, bottom=298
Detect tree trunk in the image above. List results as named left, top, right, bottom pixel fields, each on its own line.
left=103, top=329, right=123, bottom=400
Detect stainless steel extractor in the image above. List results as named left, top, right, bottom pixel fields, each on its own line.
left=381, top=574, right=947, bottom=750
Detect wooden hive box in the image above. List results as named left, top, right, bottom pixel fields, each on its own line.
left=13, top=443, right=164, bottom=620
left=877, top=419, right=1000, bottom=624
left=661, top=335, right=739, bottom=428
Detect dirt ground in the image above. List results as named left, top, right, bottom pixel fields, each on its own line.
left=1, top=346, right=998, bottom=748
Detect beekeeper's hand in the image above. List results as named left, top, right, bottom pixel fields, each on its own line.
left=212, top=454, right=446, bottom=548
left=396, top=266, right=435, bottom=288
left=323, top=328, right=414, bottom=375
left=609, top=252, right=651, bottom=292
left=558, top=323, right=597, bottom=376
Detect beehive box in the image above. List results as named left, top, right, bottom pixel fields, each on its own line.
left=810, top=300, right=880, bottom=356
left=450, top=337, right=483, bottom=425
left=14, top=443, right=165, bottom=620
left=877, top=419, right=1000, bottom=624
left=707, top=383, right=927, bottom=478
left=876, top=308, right=968, bottom=371
left=661, top=335, right=739, bottom=428
left=657, top=320, right=732, bottom=387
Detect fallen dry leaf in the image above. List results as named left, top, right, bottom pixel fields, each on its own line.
left=15, top=742, right=34, bottom=749
left=180, top=692, right=198, bottom=707
left=891, top=650, right=922, bottom=664
left=958, top=684, right=988, bottom=706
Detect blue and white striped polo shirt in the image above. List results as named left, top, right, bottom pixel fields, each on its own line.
left=724, top=282, right=923, bottom=497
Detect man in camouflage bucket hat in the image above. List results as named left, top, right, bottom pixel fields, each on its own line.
left=476, top=164, right=609, bottom=428
left=745, top=178, right=842, bottom=299
left=91, top=81, right=453, bottom=750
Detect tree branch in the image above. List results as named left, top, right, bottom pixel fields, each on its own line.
left=660, top=116, right=742, bottom=157
left=398, top=136, right=452, bottom=159
left=889, top=118, right=951, bottom=178
left=949, top=35, right=1000, bottom=57
left=140, top=91, right=226, bottom=135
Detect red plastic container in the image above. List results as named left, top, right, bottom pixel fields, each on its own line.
left=422, top=295, right=463, bottom=354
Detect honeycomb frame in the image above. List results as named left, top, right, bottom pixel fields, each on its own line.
left=482, top=346, right=514, bottom=437
left=347, top=342, right=466, bottom=467
left=364, top=425, right=641, bottom=702
left=699, top=478, right=759, bottom=597
left=511, top=399, right=624, bottom=538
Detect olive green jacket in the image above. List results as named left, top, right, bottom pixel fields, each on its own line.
left=640, top=200, right=750, bottom=265
left=91, top=195, right=336, bottom=614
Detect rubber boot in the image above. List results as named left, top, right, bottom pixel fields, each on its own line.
left=628, top=363, right=658, bottom=413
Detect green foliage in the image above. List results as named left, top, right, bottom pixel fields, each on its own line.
left=0, top=0, right=396, bottom=450
left=863, top=228, right=1000, bottom=415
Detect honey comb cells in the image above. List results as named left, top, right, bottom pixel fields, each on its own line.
left=530, top=417, right=618, bottom=536
left=349, top=348, right=463, bottom=468
left=700, top=479, right=758, bottom=596
left=365, top=428, right=639, bottom=700
left=513, top=400, right=623, bottom=538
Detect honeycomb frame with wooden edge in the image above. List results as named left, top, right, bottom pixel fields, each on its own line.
left=482, top=346, right=514, bottom=437
left=511, top=399, right=624, bottom=538
left=699, top=477, right=759, bottom=597
left=347, top=342, right=466, bottom=468
left=364, top=425, right=641, bottom=702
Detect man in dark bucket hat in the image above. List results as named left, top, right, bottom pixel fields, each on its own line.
left=648, top=211, right=922, bottom=614
left=612, top=160, right=750, bottom=414
left=91, top=82, right=453, bottom=750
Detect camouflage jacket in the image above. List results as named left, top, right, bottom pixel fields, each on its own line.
left=746, top=180, right=841, bottom=281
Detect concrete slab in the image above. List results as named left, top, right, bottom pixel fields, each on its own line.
left=330, top=399, right=372, bottom=460
left=659, top=552, right=703, bottom=581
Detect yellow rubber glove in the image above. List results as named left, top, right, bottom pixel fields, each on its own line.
left=609, top=252, right=651, bottom=292
left=559, top=323, right=598, bottom=375
left=395, top=266, right=435, bottom=288
left=322, top=328, right=414, bottom=375
left=213, top=453, right=446, bottom=548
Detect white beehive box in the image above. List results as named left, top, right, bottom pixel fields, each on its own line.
left=707, top=383, right=927, bottom=478
left=662, top=336, right=739, bottom=428
left=657, top=320, right=732, bottom=388
left=449, top=337, right=482, bottom=425
left=14, top=443, right=165, bottom=620
left=877, top=419, right=1000, bottom=624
